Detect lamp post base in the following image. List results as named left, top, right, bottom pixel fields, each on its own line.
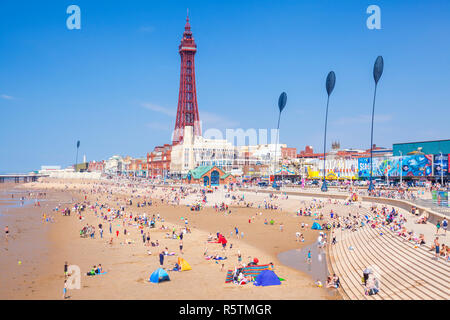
left=321, top=180, right=328, bottom=192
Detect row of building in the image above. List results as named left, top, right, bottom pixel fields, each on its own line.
left=61, top=136, right=448, bottom=183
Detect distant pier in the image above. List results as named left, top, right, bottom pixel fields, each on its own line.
left=0, top=173, right=48, bottom=183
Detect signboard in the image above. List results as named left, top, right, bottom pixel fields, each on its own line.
left=433, top=154, right=448, bottom=177
left=358, top=155, right=432, bottom=177
left=401, top=154, right=433, bottom=177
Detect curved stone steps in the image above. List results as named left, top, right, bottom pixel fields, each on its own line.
left=351, top=227, right=436, bottom=300
left=341, top=230, right=416, bottom=300
left=378, top=224, right=449, bottom=268
left=366, top=225, right=450, bottom=282
left=330, top=238, right=369, bottom=300
left=362, top=226, right=449, bottom=299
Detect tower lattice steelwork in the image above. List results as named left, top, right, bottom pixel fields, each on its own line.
left=173, top=14, right=201, bottom=144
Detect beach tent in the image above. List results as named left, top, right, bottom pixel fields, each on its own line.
left=149, top=268, right=170, bottom=283
left=177, top=257, right=192, bottom=271
left=311, top=222, right=322, bottom=230
left=253, top=270, right=281, bottom=287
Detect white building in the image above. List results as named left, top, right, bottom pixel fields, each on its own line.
left=104, top=155, right=124, bottom=175
left=171, top=126, right=287, bottom=176
left=171, top=126, right=236, bottom=175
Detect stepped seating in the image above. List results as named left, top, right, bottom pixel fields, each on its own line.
left=328, top=220, right=449, bottom=300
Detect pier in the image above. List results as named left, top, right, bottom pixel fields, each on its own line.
left=0, top=173, right=48, bottom=183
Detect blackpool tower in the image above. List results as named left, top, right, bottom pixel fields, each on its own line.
left=172, top=14, right=201, bottom=145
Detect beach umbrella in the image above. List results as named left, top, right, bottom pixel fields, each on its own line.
left=368, top=56, right=384, bottom=192
left=273, top=92, right=287, bottom=189
left=321, top=71, right=336, bottom=192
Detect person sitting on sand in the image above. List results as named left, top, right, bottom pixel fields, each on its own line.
left=96, top=264, right=103, bottom=274
left=87, top=266, right=96, bottom=276
left=326, top=276, right=334, bottom=288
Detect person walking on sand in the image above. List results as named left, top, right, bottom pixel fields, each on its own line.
left=4, top=226, right=9, bottom=241
left=63, top=280, right=68, bottom=299
left=179, top=240, right=183, bottom=254
left=307, top=250, right=312, bottom=264
left=64, top=261, right=68, bottom=278
left=159, top=250, right=164, bottom=267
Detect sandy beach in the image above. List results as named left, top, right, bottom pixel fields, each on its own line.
left=0, top=178, right=349, bottom=300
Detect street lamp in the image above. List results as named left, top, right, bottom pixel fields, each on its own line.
left=272, top=92, right=287, bottom=189
left=399, top=151, right=403, bottom=186
left=321, top=71, right=336, bottom=192
left=75, top=140, right=80, bottom=172
left=440, top=151, right=444, bottom=186
left=368, top=56, right=384, bottom=192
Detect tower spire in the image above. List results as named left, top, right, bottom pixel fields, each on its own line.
left=185, top=8, right=190, bottom=30
left=173, top=14, right=200, bottom=145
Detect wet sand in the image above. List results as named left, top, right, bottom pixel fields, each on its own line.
left=0, top=183, right=73, bottom=298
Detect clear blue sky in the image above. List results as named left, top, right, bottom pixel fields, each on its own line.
left=1, top=0, right=449, bottom=173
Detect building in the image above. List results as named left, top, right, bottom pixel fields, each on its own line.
left=170, top=126, right=235, bottom=175
left=88, top=160, right=105, bottom=173
left=182, top=165, right=236, bottom=186
left=393, top=139, right=450, bottom=156
left=128, top=158, right=147, bottom=177
left=173, top=14, right=201, bottom=145
left=147, top=144, right=172, bottom=178
left=104, top=155, right=124, bottom=175
left=281, top=147, right=297, bottom=159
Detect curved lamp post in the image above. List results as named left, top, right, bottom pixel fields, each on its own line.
left=368, top=56, right=384, bottom=192
left=321, top=71, right=336, bottom=192
left=272, top=92, right=287, bottom=189
left=75, top=140, right=80, bottom=172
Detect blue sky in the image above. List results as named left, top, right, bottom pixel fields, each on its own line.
left=0, top=0, right=449, bottom=173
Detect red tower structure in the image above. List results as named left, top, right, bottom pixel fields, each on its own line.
left=173, top=14, right=201, bottom=145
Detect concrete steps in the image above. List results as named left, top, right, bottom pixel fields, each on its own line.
left=362, top=226, right=449, bottom=299
left=341, top=230, right=413, bottom=299
left=329, top=221, right=449, bottom=300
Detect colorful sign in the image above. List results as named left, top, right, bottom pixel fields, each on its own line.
left=433, top=154, right=448, bottom=177
left=358, top=155, right=433, bottom=177
left=401, top=154, right=433, bottom=177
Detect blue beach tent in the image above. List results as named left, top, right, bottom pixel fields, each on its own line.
left=311, top=222, right=322, bottom=230
left=253, top=270, right=281, bottom=287
left=149, top=268, right=170, bottom=283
